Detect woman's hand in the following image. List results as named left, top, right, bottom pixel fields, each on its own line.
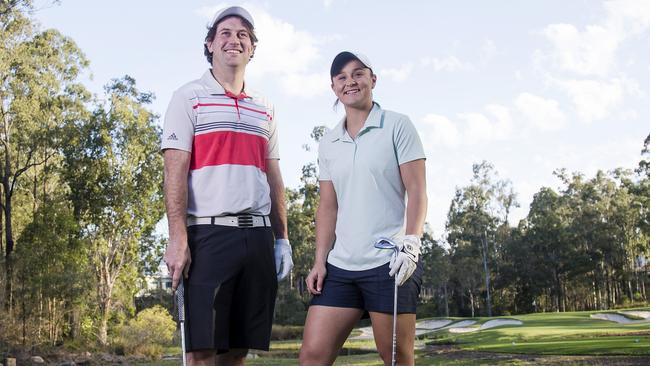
left=306, top=262, right=328, bottom=295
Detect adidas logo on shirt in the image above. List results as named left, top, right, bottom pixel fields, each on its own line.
left=167, top=133, right=178, bottom=141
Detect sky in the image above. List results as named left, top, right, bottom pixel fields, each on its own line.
left=33, top=0, right=649, bottom=237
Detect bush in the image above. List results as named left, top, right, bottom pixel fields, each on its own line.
left=114, top=305, right=176, bottom=359
left=271, top=325, right=304, bottom=340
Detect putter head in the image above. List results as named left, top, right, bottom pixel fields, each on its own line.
left=374, top=237, right=399, bottom=252
left=176, top=282, right=185, bottom=322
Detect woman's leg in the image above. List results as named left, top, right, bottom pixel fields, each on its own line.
left=369, top=312, right=416, bottom=366
left=299, top=305, right=364, bottom=366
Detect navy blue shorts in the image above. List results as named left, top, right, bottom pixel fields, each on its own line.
left=310, top=262, right=423, bottom=314
left=182, top=225, right=277, bottom=353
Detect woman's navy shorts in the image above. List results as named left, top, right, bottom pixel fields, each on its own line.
left=310, top=261, right=423, bottom=314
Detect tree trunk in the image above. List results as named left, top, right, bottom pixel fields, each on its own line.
left=481, top=232, right=492, bottom=317
left=443, top=285, right=449, bottom=317
left=469, top=290, right=475, bottom=318
left=4, top=179, right=14, bottom=312
left=98, top=297, right=112, bottom=346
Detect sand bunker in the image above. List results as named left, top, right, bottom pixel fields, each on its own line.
left=591, top=312, right=650, bottom=324
left=449, top=319, right=523, bottom=333
left=620, top=311, right=650, bottom=319
left=352, top=318, right=523, bottom=339
left=416, top=319, right=453, bottom=330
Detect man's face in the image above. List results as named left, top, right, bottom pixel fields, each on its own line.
left=331, top=60, right=376, bottom=109
left=206, top=16, right=254, bottom=70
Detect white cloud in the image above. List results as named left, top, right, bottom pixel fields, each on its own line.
left=604, top=0, right=650, bottom=36
left=551, top=78, right=625, bottom=122
left=419, top=114, right=460, bottom=148
left=379, top=63, right=414, bottom=83
left=515, top=92, right=567, bottom=130
left=419, top=104, right=513, bottom=148
left=480, top=39, right=497, bottom=64
left=420, top=56, right=471, bottom=72
left=280, top=72, right=330, bottom=98
left=542, top=23, right=619, bottom=76
left=540, top=0, right=650, bottom=77
left=485, top=104, right=513, bottom=139
left=460, top=112, right=494, bottom=144
left=196, top=4, right=329, bottom=98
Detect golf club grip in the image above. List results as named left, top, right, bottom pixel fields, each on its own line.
left=176, top=282, right=185, bottom=322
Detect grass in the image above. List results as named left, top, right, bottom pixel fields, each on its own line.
left=137, top=306, right=650, bottom=365
left=424, top=307, right=650, bottom=356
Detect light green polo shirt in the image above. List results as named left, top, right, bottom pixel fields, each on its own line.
left=318, top=103, right=426, bottom=271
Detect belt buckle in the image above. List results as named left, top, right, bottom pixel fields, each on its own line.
left=237, top=215, right=254, bottom=227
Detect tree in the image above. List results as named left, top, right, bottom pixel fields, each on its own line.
left=446, top=161, right=517, bottom=317
left=61, top=77, right=164, bottom=345
left=0, top=3, right=89, bottom=310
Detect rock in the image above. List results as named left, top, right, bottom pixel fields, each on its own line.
left=100, top=353, right=114, bottom=363
left=30, top=356, right=45, bottom=364
left=6, top=358, right=17, bottom=366
left=58, top=362, right=76, bottom=366
left=83, top=352, right=91, bottom=358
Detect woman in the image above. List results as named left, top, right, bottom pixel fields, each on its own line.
left=299, top=51, right=427, bottom=366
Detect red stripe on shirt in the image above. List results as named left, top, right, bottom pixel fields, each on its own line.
left=190, top=130, right=268, bottom=172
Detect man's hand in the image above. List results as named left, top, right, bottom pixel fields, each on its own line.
left=388, top=235, right=421, bottom=286
left=305, top=262, right=327, bottom=295
left=164, top=241, right=191, bottom=290
left=274, top=238, right=294, bottom=281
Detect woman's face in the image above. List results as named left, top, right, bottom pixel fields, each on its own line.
left=331, top=59, right=376, bottom=109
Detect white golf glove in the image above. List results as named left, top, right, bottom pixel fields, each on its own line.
left=274, top=238, right=294, bottom=281
left=388, top=235, right=421, bottom=286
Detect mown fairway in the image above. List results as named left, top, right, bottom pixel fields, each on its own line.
left=140, top=307, right=650, bottom=365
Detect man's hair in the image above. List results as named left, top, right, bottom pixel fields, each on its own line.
left=204, top=16, right=258, bottom=64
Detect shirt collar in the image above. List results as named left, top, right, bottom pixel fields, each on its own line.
left=330, top=102, right=383, bottom=142
left=201, top=70, right=250, bottom=100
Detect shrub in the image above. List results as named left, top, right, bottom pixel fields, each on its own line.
left=114, top=305, right=176, bottom=359
left=271, top=325, right=304, bottom=340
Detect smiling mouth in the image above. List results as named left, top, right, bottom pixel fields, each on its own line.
left=225, top=49, right=242, bottom=54
left=344, top=89, right=360, bottom=95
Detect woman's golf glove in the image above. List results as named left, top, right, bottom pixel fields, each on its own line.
left=274, top=239, right=294, bottom=281
left=388, top=235, right=421, bottom=286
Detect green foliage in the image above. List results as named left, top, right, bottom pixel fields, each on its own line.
left=270, top=325, right=304, bottom=341
left=114, top=305, right=175, bottom=359
left=60, top=76, right=165, bottom=345
left=274, top=280, right=308, bottom=326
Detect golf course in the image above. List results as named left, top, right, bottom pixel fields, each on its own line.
left=138, top=306, right=650, bottom=365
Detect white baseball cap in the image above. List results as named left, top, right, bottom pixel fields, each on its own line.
left=330, top=51, right=373, bottom=77
left=209, top=6, right=255, bottom=29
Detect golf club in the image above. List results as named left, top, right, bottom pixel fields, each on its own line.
left=374, top=238, right=399, bottom=366
left=176, top=282, right=187, bottom=366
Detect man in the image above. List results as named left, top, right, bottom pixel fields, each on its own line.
left=161, top=6, right=293, bottom=366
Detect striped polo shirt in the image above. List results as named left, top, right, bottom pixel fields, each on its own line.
left=161, top=70, right=279, bottom=217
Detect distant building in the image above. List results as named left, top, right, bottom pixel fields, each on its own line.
left=137, top=263, right=172, bottom=297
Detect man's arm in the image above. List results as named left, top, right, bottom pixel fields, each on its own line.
left=266, top=159, right=287, bottom=239
left=266, top=159, right=294, bottom=280
left=163, top=149, right=192, bottom=290
left=400, top=159, right=427, bottom=237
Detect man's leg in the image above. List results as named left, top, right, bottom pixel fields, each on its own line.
left=299, top=305, right=363, bottom=366
left=215, top=348, right=249, bottom=366
left=369, top=312, right=416, bottom=366
left=187, top=350, right=215, bottom=366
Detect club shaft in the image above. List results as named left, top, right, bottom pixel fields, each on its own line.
left=180, top=320, right=187, bottom=366
left=392, top=279, right=397, bottom=366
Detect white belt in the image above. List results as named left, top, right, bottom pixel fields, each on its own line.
left=187, top=215, right=271, bottom=228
